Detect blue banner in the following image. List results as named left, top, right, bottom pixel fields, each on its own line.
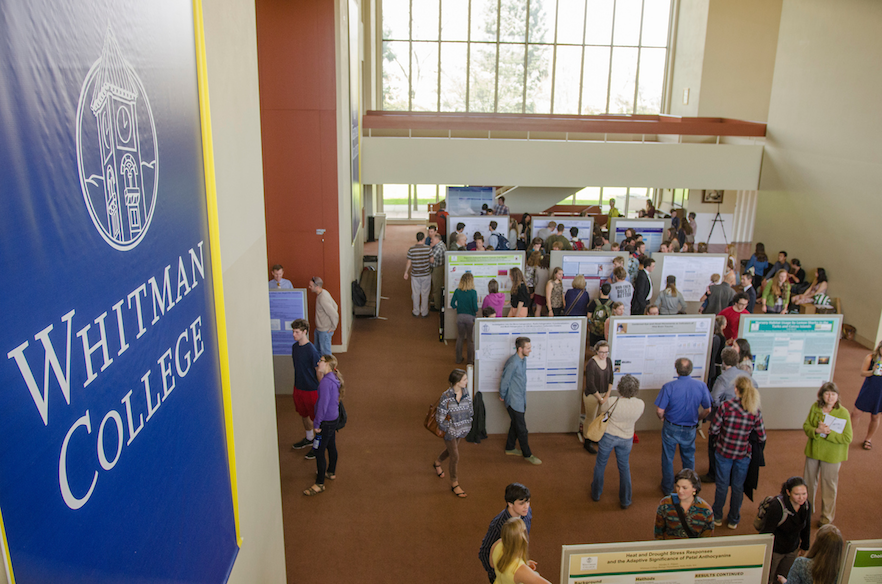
left=269, top=290, right=308, bottom=355
left=0, top=1, right=239, bottom=582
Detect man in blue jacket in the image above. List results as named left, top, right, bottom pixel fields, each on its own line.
left=499, top=337, right=541, bottom=465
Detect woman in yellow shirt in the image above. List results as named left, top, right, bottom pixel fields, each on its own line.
left=490, top=518, right=551, bottom=584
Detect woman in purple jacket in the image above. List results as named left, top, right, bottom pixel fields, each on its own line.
left=303, top=355, right=344, bottom=496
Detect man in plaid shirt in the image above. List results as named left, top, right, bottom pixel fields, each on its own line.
left=709, top=377, right=766, bottom=530
left=429, top=232, right=447, bottom=310
left=493, top=196, right=510, bottom=216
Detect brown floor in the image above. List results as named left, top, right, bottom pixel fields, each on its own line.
left=276, top=225, right=881, bottom=584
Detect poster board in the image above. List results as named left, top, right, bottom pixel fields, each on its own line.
left=447, top=215, right=511, bottom=245
left=446, top=186, right=494, bottom=215
left=653, top=253, right=729, bottom=303
left=474, top=317, right=587, bottom=433
left=443, top=251, right=525, bottom=340
left=532, top=216, right=594, bottom=247
left=609, top=315, right=715, bottom=431
left=838, top=540, right=882, bottom=584
left=269, top=289, right=308, bottom=355
left=561, top=534, right=773, bottom=584
left=609, top=217, right=671, bottom=253
left=550, top=250, right=629, bottom=296
left=736, top=315, right=843, bottom=429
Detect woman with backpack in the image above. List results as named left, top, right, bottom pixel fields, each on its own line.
left=760, top=476, right=812, bottom=584
left=658, top=275, right=687, bottom=315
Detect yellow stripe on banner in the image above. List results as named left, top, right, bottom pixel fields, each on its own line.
left=0, top=505, right=16, bottom=583
left=192, top=0, right=242, bottom=547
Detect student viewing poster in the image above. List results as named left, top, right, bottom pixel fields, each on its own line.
left=446, top=253, right=523, bottom=309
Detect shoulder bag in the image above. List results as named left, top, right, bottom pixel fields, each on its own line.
left=584, top=396, right=620, bottom=442
left=672, top=494, right=700, bottom=538
left=424, top=397, right=448, bottom=438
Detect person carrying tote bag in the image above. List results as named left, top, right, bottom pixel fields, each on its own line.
left=432, top=369, right=473, bottom=498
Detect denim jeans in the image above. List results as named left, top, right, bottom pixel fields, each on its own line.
left=661, top=420, right=697, bottom=494
left=314, top=420, right=338, bottom=485
left=315, top=330, right=333, bottom=357
left=712, top=452, right=750, bottom=525
left=591, top=433, right=634, bottom=507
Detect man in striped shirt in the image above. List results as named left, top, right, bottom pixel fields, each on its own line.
left=404, top=231, right=432, bottom=317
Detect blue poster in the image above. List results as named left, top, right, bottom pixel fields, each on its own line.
left=269, top=290, right=308, bottom=355
left=0, top=1, right=239, bottom=582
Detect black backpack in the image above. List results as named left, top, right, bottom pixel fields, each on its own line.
left=492, top=232, right=511, bottom=250
left=352, top=280, right=367, bottom=307
left=754, top=495, right=792, bottom=531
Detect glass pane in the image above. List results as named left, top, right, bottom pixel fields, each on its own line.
left=471, top=0, right=498, bottom=42
left=412, top=0, right=440, bottom=41
left=603, top=187, right=627, bottom=214
left=383, top=0, right=410, bottom=39
left=468, top=43, right=498, bottom=112
left=613, top=0, right=642, bottom=46
left=636, top=47, right=665, bottom=114
left=641, top=0, right=671, bottom=47
left=441, top=0, right=469, bottom=41
left=412, top=42, right=439, bottom=111
left=440, top=42, right=468, bottom=111
left=553, top=45, right=582, bottom=114
left=626, top=187, right=649, bottom=218
left=557, top=195, right=576, bottom=205
left=497, top=43, right=526, bottom=113
left=414, top=184, right=437, bottom=219
left=382, top=41, right=410, bottom=110
left=584, top=0, right=614, bottom=45
left=382, top=184, right=410, bottom=219
left=574, top=186, right=601, bottom=204
left=608, top=46, right=638, bottom=113
left=500, top=0, right=528, bottom=42
left=525, top=45, right=552, bottom=113
left=581, top=46, right=610, bottom=114
left=556, top=0, right=586, bottom=45
left=528, top=0, right=557, bottom=43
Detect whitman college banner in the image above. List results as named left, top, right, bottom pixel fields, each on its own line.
left=0, top=1, right=240, bottom=582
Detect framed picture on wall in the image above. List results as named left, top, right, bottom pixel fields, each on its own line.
left=702, top=189, right=724, bottom=204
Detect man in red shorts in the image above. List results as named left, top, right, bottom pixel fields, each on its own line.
left=291, top=319, right=321, bottom=459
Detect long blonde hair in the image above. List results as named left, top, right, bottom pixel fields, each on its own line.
left=769, top=269, right=789, bottom=297
left=496, top=517, right=528, bottom=574
left=458, top=272, right=475, bottom=291
left=320, top=355, right=345, bottom=400
left=735, top=376, right=760, bottom=414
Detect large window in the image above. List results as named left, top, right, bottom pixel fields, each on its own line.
left=381, top=0, right=672, bottom=114
left=562, top=186, right=652, bottom=217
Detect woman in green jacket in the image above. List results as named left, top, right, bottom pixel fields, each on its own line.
left=762, top=269, right=792, bottom=314
left=802, top=382, right=852, bottom=526
left=451, top=272, right=479, bottom=364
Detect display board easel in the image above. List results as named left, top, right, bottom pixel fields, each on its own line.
left=650, top=253, right=729, bottom=313
left=474, top=316, right=587, bottom=434
left=549, top=250, right=629, bottom=296
left=838, top=539, right=882, bottom=584
left=561, top=534, right=774, bottom=584
left=443, top=251, right=525, bottom=340
left=269, top=289, right=308, bottom=355
left=608, top=314, right=715, bottom=431
left=738, top=314, right=843, bottom=429
left=608, top=217, right=672, bottom=253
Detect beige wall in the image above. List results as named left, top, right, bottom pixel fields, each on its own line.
left=757, top=0, right=882, bottom=347
left=203, top=2, right=287, bottom=583
left=669, top=0, right=709, bottom=117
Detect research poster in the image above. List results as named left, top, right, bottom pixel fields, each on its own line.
left=610, top=218, right=668, bottom=252
left=659, top=254, right=729, bottom=302
left=533, top=217, right=594, bottom=247
left=446, top=186, right=494, bottom=215
left=446, top=252, right=524, bottom=309
left=610, top=316, right=714, bottom=389
left=840, top=543, right=882, bottom=584
left=448, top=215, right=511, bottom=245
left=739, top=316, right=842, bottom=388
left=269, top=289, right=307, bottom=355
left=562, top=540, right=770, bottom=584
left=476, top=318, right=586, bottom=393
left=554, top=251, right=627, bottom=296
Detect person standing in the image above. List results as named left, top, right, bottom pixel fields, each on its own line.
left=489, top=519, right=552, bottom=584
left=479, top=483, right=534, bottom=583
left=608, top=266, right=634, bottom=315
left=704, top=271, right=736, bottom=315
left=303, top=355, right=343, bottom=496
left=429, top=232, right=447, bottom=311
left=449, top=222, right=466, bottom=248
left=802, top=383, right=852, bottom=526
left=591, top=374, right=645, bottom=509
left=632, top=257, right=655, bottom=315
left=688, top=212, right=698, bottom=243
left=719, top=293, right=750, bottom=341
left=851, top=340, right=882, bottom=450
left=508, top=267, right=531, bottom=318
left=655, top=358, right=712, bottom=495
left=545, top=267, right=565, bottom=316
left=587, top=283, right=613, bottom=345
left=737, top=272, right=757, bottom=313
left=404, top=231, right=432, bottom=317
left=709, top=376, right=766, bottom=529
left=451, top=273, right=479, bottom=364
left=309, top=276, right=339, bottom=356
left=493, top=195, right=510, bottom=216
left=269, top=264, right=294, bottom=289
left=761, top=269, right=791, bottom=314
left=779, top=524, right=844, bottom=584
left=433, top=369, right=473, bottom=498
left=654, top=469, right=715, bottom=539
left=582, top=341, right=614, bottom=453
left=608, top=198, right=622, bottom=220
left=500, top=338, right=541, bottom=465
left=760, top=477, right=812, bottom=584
left=289, top=319, right=321, bottom=458
left=658, top=275, right=687, bottom=315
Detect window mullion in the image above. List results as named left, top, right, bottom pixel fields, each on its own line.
left=522, top=0, right=531, bottom=113
left=604, top=0, right=617, bottom=113
left=632, top=0, right=646, bottom=113
left=437, top=1, right=442, bottom=111
left=494, top=0, right=502, bottom=112
left=465, top=0, right=472, bottom=112
left=577, top=0, right=588, bottom=115
left=550, top=0, right=560, bottom=113
left=408, top=0, right=414, bottom=110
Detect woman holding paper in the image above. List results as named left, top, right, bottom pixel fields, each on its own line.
left=802, top=383, right=852, bottom=526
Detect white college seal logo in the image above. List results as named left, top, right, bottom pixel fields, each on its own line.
left=76, top=26, right=158, bottom=251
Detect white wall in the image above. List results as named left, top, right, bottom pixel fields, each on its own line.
left=202, top=2, right=288, bottom=583
left=757, top=0, right=882, bottom=347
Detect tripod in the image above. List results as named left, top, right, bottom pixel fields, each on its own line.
left=707, top=202, right=728, bottom=244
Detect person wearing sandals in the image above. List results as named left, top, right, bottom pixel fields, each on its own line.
left=590, top=374, right=645, bottom=509
left=654, top=469, right=714, bottom=539
left=303, top=355, right=343, bottom=496
left=851, top=340, right=882, bottom=451
left=432, top=369, right=473, bottom=498
left=802, top=383, right=852, bottom=525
